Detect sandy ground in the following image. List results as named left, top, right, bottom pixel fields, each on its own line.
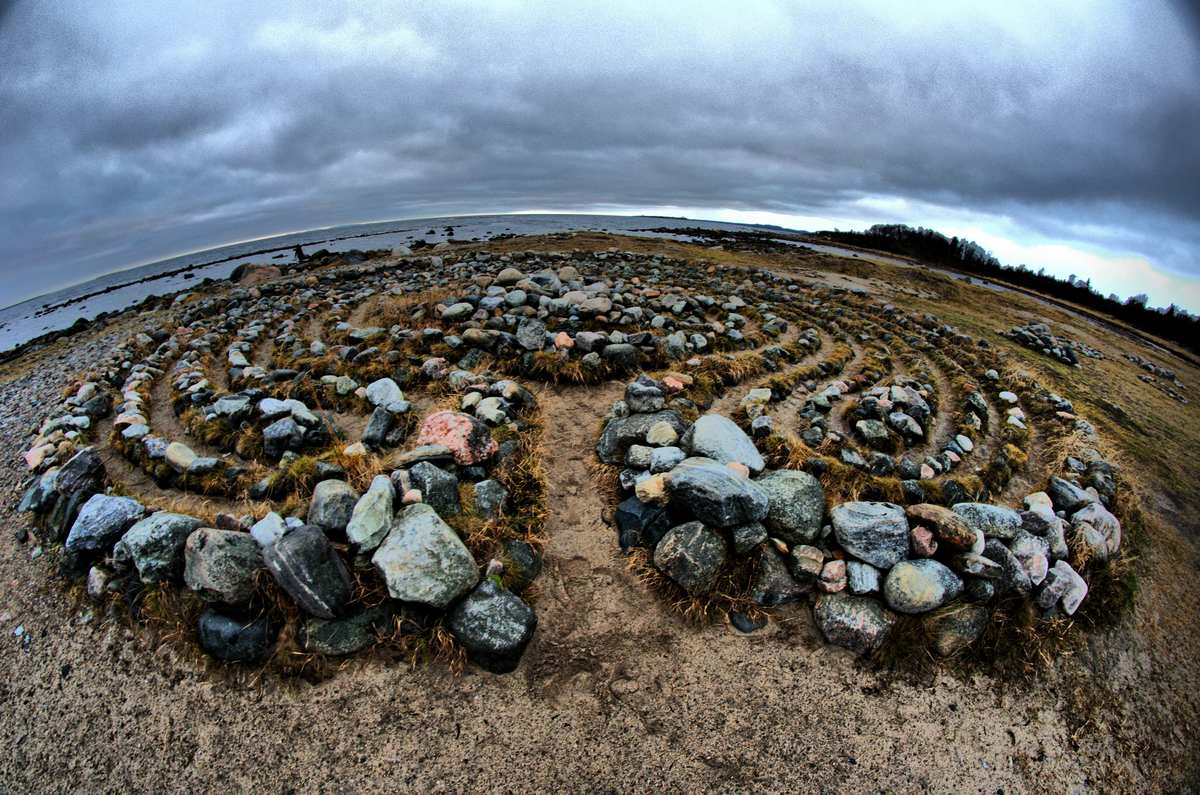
left=1, top=261, right=1198, bottom=793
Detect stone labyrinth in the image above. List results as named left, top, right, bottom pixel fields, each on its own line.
left=17, top=239, right=1131, bottom=674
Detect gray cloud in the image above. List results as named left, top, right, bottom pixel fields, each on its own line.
left=1, top=0, right=1198, bottom=307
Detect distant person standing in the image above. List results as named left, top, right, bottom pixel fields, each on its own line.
left=293, top=244, right=306, bottom=263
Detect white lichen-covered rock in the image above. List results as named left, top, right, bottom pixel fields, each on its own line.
left=372, top=504, right=478, bottom=608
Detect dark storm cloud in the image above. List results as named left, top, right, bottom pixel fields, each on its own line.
left=1, top=0, right=1198, bottom=307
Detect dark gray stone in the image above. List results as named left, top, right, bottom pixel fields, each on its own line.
left=184, top=527, right=262, bottom=604
left=64, top=494, right=145, bottom=553
left=813, top=593, right=897, bottom=655
left=197, top=609, right=277, bottom=664
left=951, top=503, right=1023, bottom=541
left=307, top=479, right=359, bottom=532
left=447, top=579, right=537, bottom=673
left=653, top=521, right=728, bottom=594
left=114, top=512, right=204, bottom=583
left=410, top=461, right=461, bottom=516
left=596, top=410, right=688, bottom=464
left=262, top=524, right=353, bottom=619
left=830, top=502, right=908, bottom=569
left=666, top=457, right=769, bottom=528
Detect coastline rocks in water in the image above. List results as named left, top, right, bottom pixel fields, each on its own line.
left=830, top=502, right=909, bottom=569
left=184, top=528, right=262, bottom=605
left=197, top=609, right=277, bottom=664
left=883, top=559, right=963, bottom=614
left=371, top=503, right=478, bottom=608
left=114, top=512, right=204, bottom=584
left=951, top=503, right=1022, bottom=541
left=665, top=457, right=769, bottom=528
left=813, top=593, right=897, bottom=655
left=447, top=579, right=537, bottom=674
left=64, top=494, right=145, bottom=553
left=681, top=414, right=765, bottom=474
left=415, top=411, right=497, bottom=465
left=596, top=410, right=688, bottom=465
left=307, top=479, right=359, bottom=533
left=262, top=525, right=353, bottom=619
left=755, top=469, right=825, bottom=545
left=653, top=521, right=728, bottom=595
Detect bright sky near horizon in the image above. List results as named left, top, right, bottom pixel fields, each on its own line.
left=1, top=1, right=1197, bottom=310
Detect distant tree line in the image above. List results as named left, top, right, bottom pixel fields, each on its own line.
left=813, top=224, right=1200, bottom=353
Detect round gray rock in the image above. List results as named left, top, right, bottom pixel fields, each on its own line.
left=184, top=528, right=262, bottom=604
left=883, top=559, right=963, bottom=614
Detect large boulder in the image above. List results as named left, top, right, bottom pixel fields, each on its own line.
left=262, top=525, right=353, bottom=619
left=64, top=494, right=145, bottom=553
left=447, top=579, right=537, bottom=673
left=414, top=411, right=497, bottom=465
left=653, top=521, right=728, bottom=595
left=755, top=469, right=824, bottom=545
left=596, top=410, right=689, bottom=465
left=813, top=593, right=897, bottom=655
left=681, top=414, right=765, bottom=474
left=830, top=502, right=908, bottom=569
left=114, top=512, right=204, bottom=583
left=951, top=503, right=1022, bottom=541
left=665, top=457, right=769, bottom=528
left=982, top=538, right=1032, bottom=595
left=882, top=559, right=963, bottom=614
left=346, top=475, right=395, bottom=551
left=371, top=503, right=478, bottom=608
left=1047, top=476, right=1096, bottom=513
left=307, top=479, right=359, bottom=533
left=184, top=528, right=262, bottom=605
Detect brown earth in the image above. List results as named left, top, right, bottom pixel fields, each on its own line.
left=1, top=235, right=1198, bottom=793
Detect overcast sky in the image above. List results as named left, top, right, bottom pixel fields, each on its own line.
left=2, top=0, right=1198, bottom=310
